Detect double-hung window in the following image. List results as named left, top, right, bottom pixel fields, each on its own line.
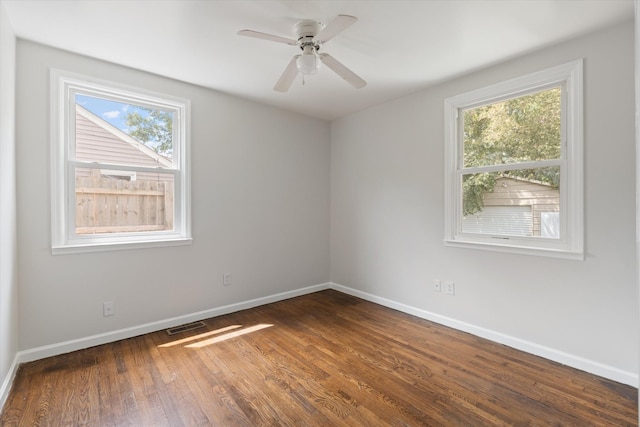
left=444, top=60, right=583, bottom=259
left=51, top=70, right=191, bottom=253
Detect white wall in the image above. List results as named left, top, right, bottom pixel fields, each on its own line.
left=331, top=21, right=638, bottom=382
left=15, top=40, right=330, bottom=350
left=0, top=2, right=19, bottom=406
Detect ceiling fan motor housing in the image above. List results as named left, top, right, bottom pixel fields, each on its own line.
left=294, top=20, right=323, bottom=52
left=294, top=20, right=322, bottom=39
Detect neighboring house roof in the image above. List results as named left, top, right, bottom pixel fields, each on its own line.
left=495, top=174, right=556, bottom=188
left=483, top=175, right=559, bottom=208
left=75, top=104, right=172, bottom=168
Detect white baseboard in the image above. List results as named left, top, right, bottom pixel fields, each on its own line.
left=17, top=282, right=331, bottom=365
left=2, top=279, right=636, bottom=414
left=0, top=353, right=20, bottom=412
left=330, top=282, right=638, bottom=387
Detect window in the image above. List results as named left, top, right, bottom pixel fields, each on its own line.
left=51, top=70, right=191, bottom=253
left=444, top=60, right=583, bottom=259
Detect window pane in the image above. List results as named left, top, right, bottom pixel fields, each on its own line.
left=75, top=94, right=174, bottom=166
left=462, top=167, right=560, bottom=239
left=463, top=87, right=561, bottom=168
left=75, top=168, right=175, bottom=235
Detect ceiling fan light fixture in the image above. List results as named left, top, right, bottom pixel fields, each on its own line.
left=296, top=52, right=320, bottom=75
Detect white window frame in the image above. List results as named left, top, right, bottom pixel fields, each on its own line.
left=51, top=69, right=192, bottom=254
left=444, top=59, right=583, bottom=260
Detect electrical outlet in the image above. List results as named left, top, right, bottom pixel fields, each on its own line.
left=445, top=282, right=455, bottom=296
left=433, top=280, right=441, bottom=292
left=103, top=301, right=115, bottom=317
left=223, top=272, right=232, bottom=286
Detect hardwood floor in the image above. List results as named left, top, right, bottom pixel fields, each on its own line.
left=1, top=290, right=637, bottom=426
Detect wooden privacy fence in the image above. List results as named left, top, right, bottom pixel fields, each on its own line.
left=75, top=175, right=174, bottom=234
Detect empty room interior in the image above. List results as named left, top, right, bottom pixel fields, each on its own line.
left=0, top=0, right=639, bottom=425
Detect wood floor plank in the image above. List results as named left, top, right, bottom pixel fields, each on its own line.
left=1, top=290, right=637, bottom=426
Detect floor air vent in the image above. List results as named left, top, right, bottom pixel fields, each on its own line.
left=166, top=321, right=207, bottom=335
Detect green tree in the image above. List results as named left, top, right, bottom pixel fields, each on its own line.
left=124, top=107, right=173, bottom=158
left=462, top=88, right=561, bottom=215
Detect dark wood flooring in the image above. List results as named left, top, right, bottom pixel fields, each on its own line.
left=1, top=290, right=637, bottom=426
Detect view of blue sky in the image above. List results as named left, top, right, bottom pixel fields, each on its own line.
left=75, top=93, right=174, bottom=158
left=75, top=94, right=132, bottom=132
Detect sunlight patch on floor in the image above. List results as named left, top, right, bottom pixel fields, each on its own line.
left=158, top=324, right=243, bottom=348
left=185, top=324, right=274, bottom=348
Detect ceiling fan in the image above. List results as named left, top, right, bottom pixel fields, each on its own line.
left=238, top=15, right=367, bottom=92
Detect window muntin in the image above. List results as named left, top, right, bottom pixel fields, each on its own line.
left=444, top=60, right=583, bottom=259
left=51, top=70, right=191, bottom=253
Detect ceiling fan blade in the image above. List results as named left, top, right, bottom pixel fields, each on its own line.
left=237, top=29, right=297, bottom=46
left=274, top=56, right=300, bottom=92
left=319, top=53, right=366, bottom=89
left=316, top=15, right=358, bottom=44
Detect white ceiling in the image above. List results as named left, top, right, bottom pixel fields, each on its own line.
left=2, top=0, right=634, bottom=121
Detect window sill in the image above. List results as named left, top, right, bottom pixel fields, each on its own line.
left=52, top=237, right=193, bottom=255
left=444, top=239, right=584, bottom=261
